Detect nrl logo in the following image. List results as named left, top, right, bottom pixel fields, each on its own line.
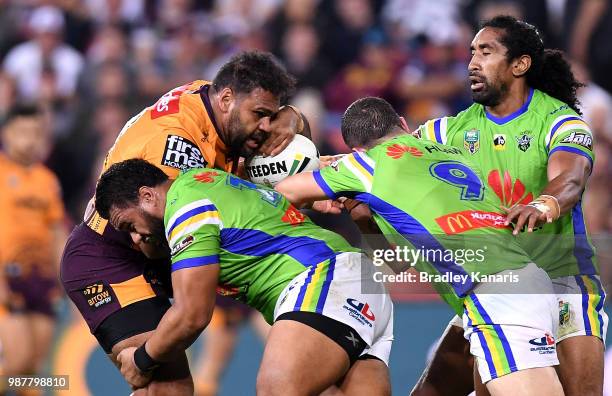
left=516, top=132, right=532, bottom=152
left=463, top=129, right=480, bottom=154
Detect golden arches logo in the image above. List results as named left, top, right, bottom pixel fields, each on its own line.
left=446, top=214, right=473, bottom=233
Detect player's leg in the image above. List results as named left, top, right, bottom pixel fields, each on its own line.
left=466, top=264, right=562, bottom=396
left=411, top=316, right=475, bottom=396
left=257, top=252, right=393, bottom=395
left=0, top=312, right=34, bottom=375
left=338, top=355, right=391, bottom=396
left=485, top=367, right=563, bottom=396
left=26, top=274, right=60, bottom=373
left=556, top=336, right=604, bottom=396
left=339, top=295, right=393, bottom=396
left=256, top=313, right=353, bottom=396
left=554, top=275, right=608, bottom=396
left=192, top=298, right=247, bottom=396
left=28, top=313, right=55, bottom=373
left=250, top=310, right=272, bottom=341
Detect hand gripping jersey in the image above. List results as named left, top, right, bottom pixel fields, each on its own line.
left=87, top=80, right=234, bottom=240
left=417, top=89, right=597, bottom=279
left=314, top=135, right=532, bottom=314
left=165, top=169, right=360, bottom=323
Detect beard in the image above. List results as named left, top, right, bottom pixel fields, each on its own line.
left=471, top=78, right=507, bottom=108
left=227, top=109, right=268, bottom=158
left=140, top=209, right=170, bottom=257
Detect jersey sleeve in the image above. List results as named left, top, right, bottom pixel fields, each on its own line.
left=416, top=117, right=450, bottom=144
left=545, top=114, right=595, bottom=165
left=104, top=126, right=209, bottom=180
left=165, top=195, right=223, bottom=272
left=314, top=152, right=374, bottom=200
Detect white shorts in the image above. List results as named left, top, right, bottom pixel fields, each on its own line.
left=274, top=252, right=394, bottom=365
left=463, top=263, right=559, bottom=383
left=553, top=274, right=608, bottom=343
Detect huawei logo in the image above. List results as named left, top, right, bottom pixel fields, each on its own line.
left=386, top=144, right=423, bottom=159
left=487, top=170, right=533, bottom=207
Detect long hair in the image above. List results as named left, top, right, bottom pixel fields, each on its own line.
left=483, top=15, right=583, bottom=114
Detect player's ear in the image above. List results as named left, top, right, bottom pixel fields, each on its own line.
left=138, top=186, right=155, bottom=206
left=218, top=87, right=234, bottom=113
left=399, top=116, right=410, bottom=132
left=512, top=55, right=531, bottom=78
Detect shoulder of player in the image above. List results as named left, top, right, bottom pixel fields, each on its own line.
left=165, top=170, right=224, bottom=220
left=418, top=105, right=480, bottom=142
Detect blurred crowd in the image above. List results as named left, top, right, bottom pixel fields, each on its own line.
left=0, top=0, right=610, bottom=233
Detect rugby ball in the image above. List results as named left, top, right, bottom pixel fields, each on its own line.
left=246, top=134, right=320, bottom=187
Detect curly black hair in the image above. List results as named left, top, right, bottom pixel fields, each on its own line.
left=95, top=159, right=168, bottom=220
left=482, top=15, right=583, bottom=114
left=212, top=51, right=296, bottom=103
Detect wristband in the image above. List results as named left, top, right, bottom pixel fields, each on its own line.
left=133, top=342, right=160, bottom=373
left=280, top=105, right=305, bottom=134
left=527, top=194, right=560, bottom=221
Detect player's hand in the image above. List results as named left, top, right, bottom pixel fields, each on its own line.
left=502, top=204, right=550, bottom=235
left=117, top=347, right=153, bottom=389
left=312, top=200, right=343, bottom=214
left=260, top=107, right=301, bottom=157
left=319, top=155, right=345, bottom=169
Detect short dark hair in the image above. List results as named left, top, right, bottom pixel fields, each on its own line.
left=341, top=97, right=402, bottom=148
left=212, top=51, right=296, bottom=103
left=95, top=159, right=168, bottom=219
left=482, top=15, right=583, bottom=114
left=2, top=104, right=41, bottom=126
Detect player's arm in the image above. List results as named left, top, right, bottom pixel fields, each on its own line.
left=505, top=119, right=594, bottom=233
left=117, top=262, right=218, bottom=388
left=260, top=105, right=311, bottom=156
left=275, top=172, right=329, bottom=208
left=143, top=263, right=218, bottom=360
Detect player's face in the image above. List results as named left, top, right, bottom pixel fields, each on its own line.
left=468, top=28, right=513, bottom=107
left=110, top=205, right=169, bottom=258
left=1, top=116, right=48, bottom=166
left=227, top=88, right=279, bottom=157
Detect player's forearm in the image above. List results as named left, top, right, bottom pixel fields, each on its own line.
left=541, top=172, right=587, bottom=216
left=275, top=173, right=327, bottom=207
left=145, top=302, right=212, bottom=362
left=545, top=151, right=591, bottom=216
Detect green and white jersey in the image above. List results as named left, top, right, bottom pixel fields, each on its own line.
left=315, top=135, right=532, bottom=314
left=417, top=88, right=597, bottom=278
left=165, top=168, right=359, bottom=323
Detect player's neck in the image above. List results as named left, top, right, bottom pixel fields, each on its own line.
left=485, top=85, right=532, bottom=119
left=2, top=149, right=36, bottom=167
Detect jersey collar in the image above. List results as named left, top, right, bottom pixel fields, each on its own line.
left=200, top=84, right=224, bottom=140
left=484, top=88, right=534, bottom=125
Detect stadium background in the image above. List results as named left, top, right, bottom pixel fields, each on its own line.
left=0, top=0, right=611, bottom=394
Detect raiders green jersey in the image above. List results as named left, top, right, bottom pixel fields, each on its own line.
left=417, top=88, right=597, bottom=278
left=165, top=168, right=359, bottom=323
left=315, top=134, right=532, bottom=314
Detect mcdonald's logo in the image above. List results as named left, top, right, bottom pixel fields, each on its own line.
left=436, top=210, right=508, bottom=235
left=446, top=214, right=472, bottom=233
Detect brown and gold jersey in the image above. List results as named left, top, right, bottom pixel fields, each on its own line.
left=87, top=80, right=234, bottom=236
left=0, top=153, right=65, bottom=270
